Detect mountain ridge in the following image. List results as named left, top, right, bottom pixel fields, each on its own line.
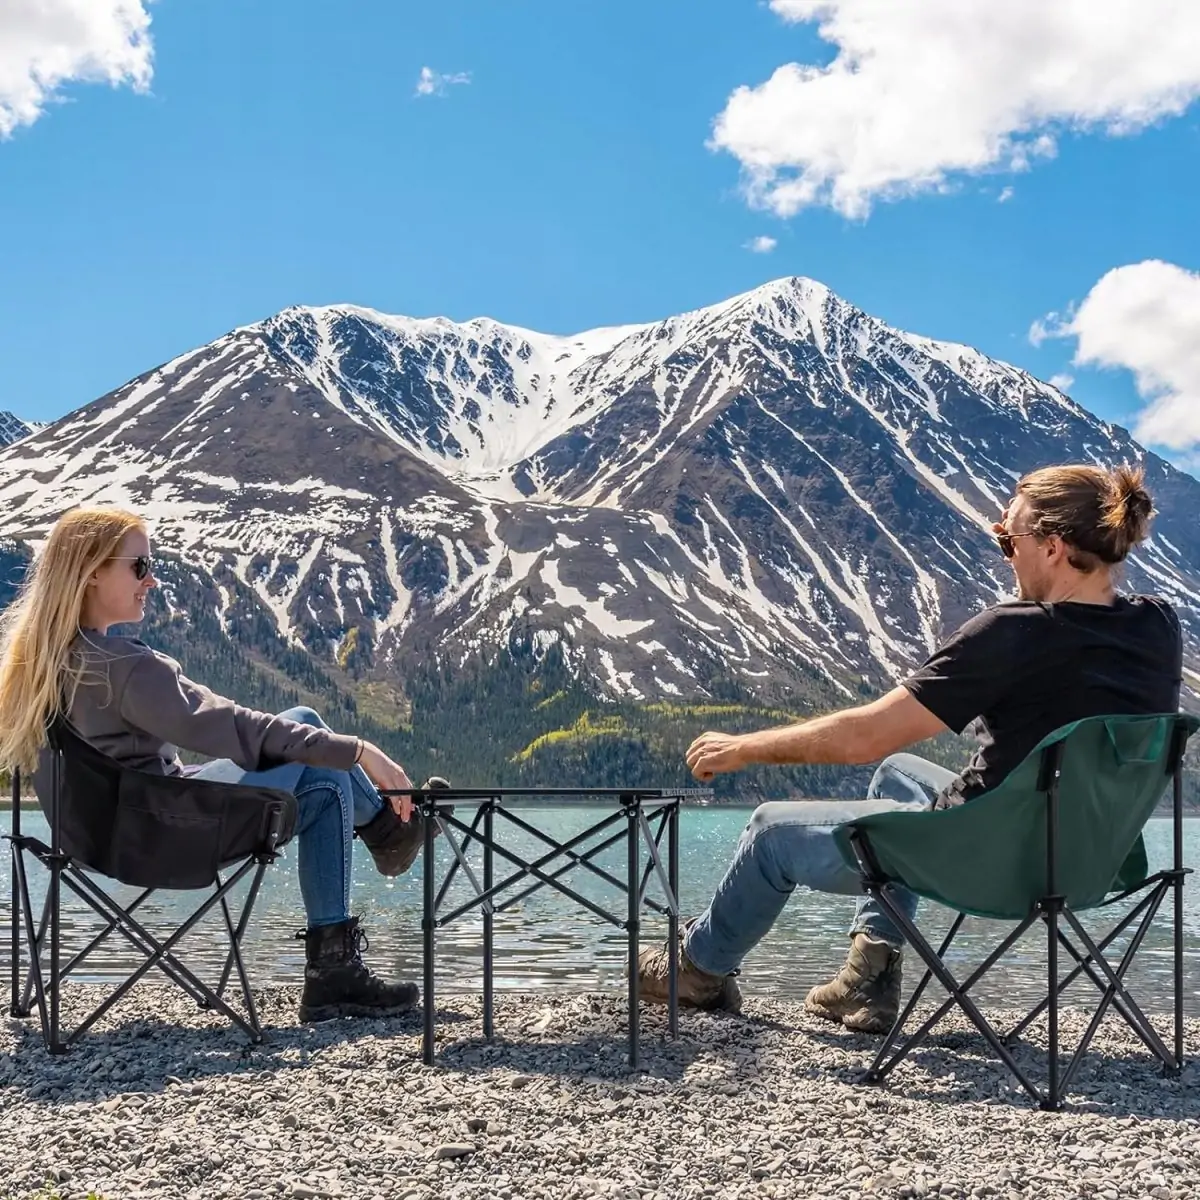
left=0, top=277, right=1196, bottom=723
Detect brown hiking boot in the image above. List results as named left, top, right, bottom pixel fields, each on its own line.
left=636, top=926, right=742, bottom=1013
left=804, top=934, right=902, bottom=1033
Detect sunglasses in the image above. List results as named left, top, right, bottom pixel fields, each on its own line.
left=995, top=530, right=1038, bottom=560
left=111, top=555, right=154, bottom=580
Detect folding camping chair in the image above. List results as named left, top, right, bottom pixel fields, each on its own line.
left=834, top=712, right=1197, bottom=1110
left=6, top=719, right=297, bottom=1053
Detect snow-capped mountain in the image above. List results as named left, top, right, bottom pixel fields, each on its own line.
left=0, top=411, right=35, bottom=448
left=0, top=277, right=1197, bottom=706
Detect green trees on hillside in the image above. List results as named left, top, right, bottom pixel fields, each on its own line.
left=0, top=545, right=1196, bottom=806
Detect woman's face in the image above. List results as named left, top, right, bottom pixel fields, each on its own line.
left=83, top=528, right=158, bottom=631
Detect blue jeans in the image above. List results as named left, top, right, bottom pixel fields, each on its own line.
left=685, top=753, right=958, bottom=976
left=189, top=707, right=386, bottom=928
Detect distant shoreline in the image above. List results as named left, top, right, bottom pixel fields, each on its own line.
left=3, top=797, right=1196, bottom=815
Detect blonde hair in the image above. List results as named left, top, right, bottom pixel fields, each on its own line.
left=0, top=507, right=146, bottom=774
left=1016, top=463, right=1154, bottom=573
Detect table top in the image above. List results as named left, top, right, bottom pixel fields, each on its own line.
left=378, top=786, right=713, bottom=800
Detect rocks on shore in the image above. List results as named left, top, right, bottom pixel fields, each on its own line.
left=0, top=985, right=1197, bottom=1199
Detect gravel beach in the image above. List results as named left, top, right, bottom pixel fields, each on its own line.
left=1, top=986, right=1198, bottom=1200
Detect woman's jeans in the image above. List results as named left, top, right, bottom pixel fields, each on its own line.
left=189, top=707, right=386, bottom=929
left=685, top=753, right=958, bottom=977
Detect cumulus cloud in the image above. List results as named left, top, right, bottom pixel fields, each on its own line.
left=1049, top=373, right=1075, bottom=392
left=415, top=67, right=471, bottom=98
left=745, top=235, right=778, bottom=254
left=710, top=0, right=1200, bottom=218
left=0, top=0, right=153, bottom=137
left=1036, top=260, right=1200, bottom=452
left=997, top=186, right=1015, bottom=204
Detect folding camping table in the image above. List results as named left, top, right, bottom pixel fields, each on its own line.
left=382, top=786, right=708, bottom=1068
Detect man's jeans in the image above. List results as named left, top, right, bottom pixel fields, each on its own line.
left=189, top=706, right=386, bottom=929
left=685, top=753, right=957, bottom=977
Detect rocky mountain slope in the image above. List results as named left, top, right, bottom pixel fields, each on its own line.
left=0, top=278, right=1196, bottom=770
left=0, top=411, right=34, bottom=448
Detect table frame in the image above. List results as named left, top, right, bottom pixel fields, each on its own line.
left=382, top=786, right=706, bottom=1068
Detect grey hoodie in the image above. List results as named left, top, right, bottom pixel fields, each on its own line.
left=61, top=628, right=359, bottom=775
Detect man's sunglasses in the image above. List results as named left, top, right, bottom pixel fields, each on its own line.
left=995, top=530, right=1038, bottom=559
left=111, top=555, right=153, bottom=580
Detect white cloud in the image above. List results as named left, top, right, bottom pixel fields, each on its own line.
left=415, top=67, right=471, bottom=98
left=1037, top=260, right=1200, bottom=451
left=1048, top=373, right=1074, bottom=392
left=0, top=0, right=153, bottom=137
left=1028, top=313, right=1066, bottom=348
left=711, top=0, right=1200, bottom=218
left=745, top=235, right=778, bottom=254
left=997, top=186, right=1015, bottom=204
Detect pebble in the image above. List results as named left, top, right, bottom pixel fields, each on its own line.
left=0, top=984, right=1197, bottom=1200
left=433, top=1143, right=476, bottom=1160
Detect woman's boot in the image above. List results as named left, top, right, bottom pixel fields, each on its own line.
left=298, top=917, right=419, bottom=1022
left=356, top=776, right=451, bottom=876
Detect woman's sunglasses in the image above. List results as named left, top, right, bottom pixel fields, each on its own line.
left=111, top=555, right=154, bottom=580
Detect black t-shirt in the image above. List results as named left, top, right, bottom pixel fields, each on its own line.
left=903, top=596, right=1183, bottom=809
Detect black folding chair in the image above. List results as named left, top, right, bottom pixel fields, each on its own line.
left=6, top=720, right=296, bottom=1053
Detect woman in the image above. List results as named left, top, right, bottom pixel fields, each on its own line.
left=0, top=506, right=433, bottom=1023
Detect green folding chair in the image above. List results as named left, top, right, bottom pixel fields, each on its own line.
left=833, top=712, right=1197, bottom=1110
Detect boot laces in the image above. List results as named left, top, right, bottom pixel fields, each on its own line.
left=348, top=923, right=369, bottom=964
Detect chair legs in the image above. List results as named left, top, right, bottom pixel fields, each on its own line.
left=858, top=883, right=1048, bottom=1106
left=7, top=834, right=273, bottom=1052
left=849, top=835, right=1186, bottom=1110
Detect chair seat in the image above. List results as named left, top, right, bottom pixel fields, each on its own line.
left=833, top=715, right=1185, bottom=920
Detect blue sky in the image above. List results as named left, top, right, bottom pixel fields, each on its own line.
left=1, top=0, right=1198, bottom=470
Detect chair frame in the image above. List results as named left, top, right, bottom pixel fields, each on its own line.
left=846, top=722, right=1193, bottom=1111
left=6, top=750, right=287, bottom=1054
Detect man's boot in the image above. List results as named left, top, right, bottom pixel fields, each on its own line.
left=356, top=775, right=451, bottom=877
left=298, top=917, right=419, bottom=1022
left=804, top=933, right=902, bottom=1033
left=635, top=922, right=742, bottom=1013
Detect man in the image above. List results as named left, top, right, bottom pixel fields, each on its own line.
left=638, top=463, right=1183, bottom=1032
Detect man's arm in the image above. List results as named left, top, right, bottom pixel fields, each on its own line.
left=685, top=687, right=948, bottom=782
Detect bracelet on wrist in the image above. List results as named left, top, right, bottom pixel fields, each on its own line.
left=353, top=737, right=365, bottom=765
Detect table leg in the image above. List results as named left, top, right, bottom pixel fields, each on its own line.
left=483, top=800, right=494, bottom=1042
left=668, top=800, right=679, bottom=1040
left=422, top=796, right=436, bottom=1067
left=626, top=795, right=639, bottom=1070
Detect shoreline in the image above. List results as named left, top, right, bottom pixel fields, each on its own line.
left=1, top=986, right=1197, bottom=1200
left=3, top=797, right=1198, bottom=814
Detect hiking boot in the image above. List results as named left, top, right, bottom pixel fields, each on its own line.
left=298, top=917, right=419, bottom=1022
left=356, top=775, right=452, bottom=877
left=804, top=933, right=902, bottom=1033
left=636, top=923, right=742, bottom=1013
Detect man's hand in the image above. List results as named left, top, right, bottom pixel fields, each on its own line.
left=686, top=731, right=749, bottom=782
left=357, top=742, right=415, bottom=820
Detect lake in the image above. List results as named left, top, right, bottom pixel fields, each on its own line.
left=3, top=806, right=1197, bottom=1014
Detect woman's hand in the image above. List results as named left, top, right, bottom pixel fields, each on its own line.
left=357, top=741, right=416, bottom=820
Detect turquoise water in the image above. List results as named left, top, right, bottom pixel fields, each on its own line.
left=3, top=807, right=1197, bottom=1014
